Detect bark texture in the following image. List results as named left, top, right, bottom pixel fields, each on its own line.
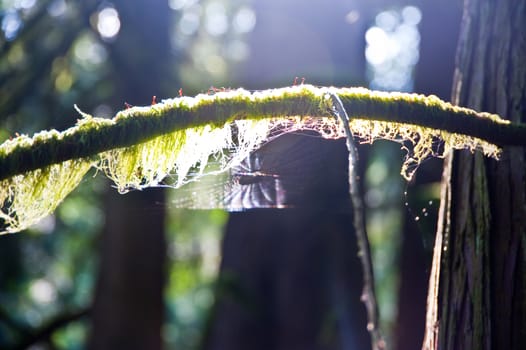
left=424, top=0, right=526, bottom=349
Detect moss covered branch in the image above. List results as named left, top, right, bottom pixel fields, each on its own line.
left=1, top=85, right=525, bottom=233
left=1, top=85, right=524, bottom=181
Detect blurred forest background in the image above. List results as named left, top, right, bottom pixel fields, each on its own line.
left=0, top=0, right=462, bottom=349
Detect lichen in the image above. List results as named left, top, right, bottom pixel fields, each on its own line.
left=99, top=119, right=271, bottom=192
left=0, top=85, right=517, bottom=234
left=0, top=158, right=92, bottom=233
left=346, top=118, right=500, bottom=180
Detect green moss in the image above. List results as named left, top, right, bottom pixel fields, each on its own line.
left=1, top=158, right=92, bottom=233
left=0, top=85, right=524, bottom=234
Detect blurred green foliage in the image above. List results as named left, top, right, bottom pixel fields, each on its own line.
left=165, top=207, right=227, bottom=349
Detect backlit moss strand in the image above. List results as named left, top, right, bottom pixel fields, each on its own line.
left=1, top=85, right=524, bottom=181
left=1, top=85, right=525, bottom=234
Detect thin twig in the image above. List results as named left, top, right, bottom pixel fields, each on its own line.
left=328, top=92, right=385, bottom=350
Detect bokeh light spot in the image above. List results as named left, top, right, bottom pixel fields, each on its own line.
left=345, top=10, right=360, bottom=24
left=179, top=11, right=200, bottom=35
left=97, top=7, right=121, bottom=40
left=169, top=0, right=199, bottom=11
left=365, top=26, right=387, bottom=46
left=47, top=0, right=67, bottom=17
left=2, top=11, right=22, bottom=40
left=232, top=6, right=256, bottom=33
left=73, top=34, right=108, bottom=69
left=365, top=27, right=390, bottom=65
left=30, top=279, right=57, bottom=304
left=402, top=6, right=422, bottom=26
left=55, top=69, right=73, bottom=92
left=375, top=10, right=399, bottom=31
left=7, top=42, right=26, bottom=65
left=205, top=2, right=228, bottom=36
left=226, top=39, right=249, bottom=61
left=365, top=6, right=422, bottom=91
left=17, top=0, right=36, bottom=9
left=203, top=54, right=226, bottom=75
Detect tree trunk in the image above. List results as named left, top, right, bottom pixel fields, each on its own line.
left=88, top=189, right=166, bottom=350
left=424, top=0, right=526, bottom=349
left=87, top=0, right=173, bottom=348
left=203, top=134, right=371, bottom=350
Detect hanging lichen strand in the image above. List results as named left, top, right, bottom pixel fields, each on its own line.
left=0, top=85, right=524, bottom=234
left=0, top=159, right=93, bottom=234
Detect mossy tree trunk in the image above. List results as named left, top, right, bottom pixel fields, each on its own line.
left=424, top=0, right=526, bottom=349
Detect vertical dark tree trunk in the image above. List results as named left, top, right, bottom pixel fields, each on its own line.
left=424, top=0, right=526, bottom=349
left=88, top=189, right=166, bottom=350
left=213, top=1, right=371, bottom=345
left=88, top=1, right=174, bottom=349
left=203, top=135, right=370, bottom=350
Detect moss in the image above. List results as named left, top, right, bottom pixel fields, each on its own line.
left=0, top=158, right=92, bottom=233
left=0, top=84, right=524, bottom=234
